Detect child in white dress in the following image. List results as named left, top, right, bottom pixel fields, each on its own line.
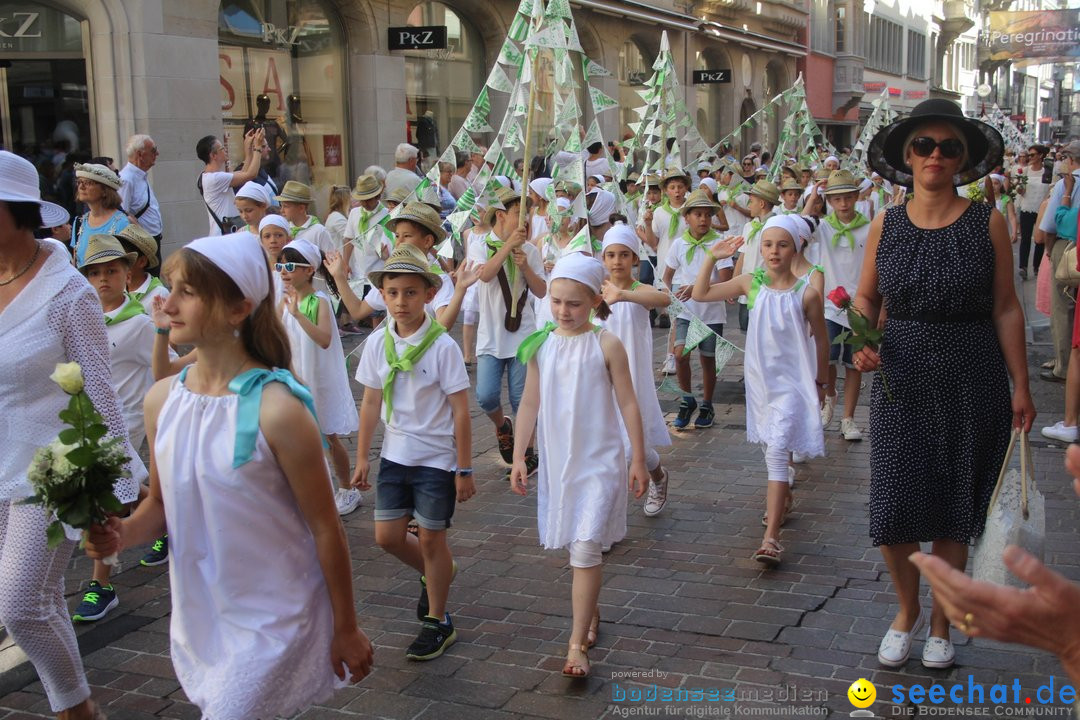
left=510, top=253, right=649, bottom=679
left=598, top=224, right=674, bottom=516
left=691, top=216, right=830, bottom=569
left=277, top=238, right=361, bottom=516
left=85, top=232, right=372, bottom=719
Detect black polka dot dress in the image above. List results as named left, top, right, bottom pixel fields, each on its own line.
left=869, top=201, right=1012, bottom=547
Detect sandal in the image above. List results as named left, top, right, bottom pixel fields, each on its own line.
left=586, top=608, right=600, bottom=648
left=561, top=643, right=590, bottom=678
left=753, top=538, right=783, bottom=568
left=1042, top=359, right=1056, bottom=369
left=761, top=489, right=795, bottom=527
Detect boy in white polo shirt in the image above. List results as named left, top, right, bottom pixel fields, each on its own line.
left=342, top=173, right=393, bottom=299
left=353, top=243, right=473, bottom=661
left=662, top=190, right=733, bottom=430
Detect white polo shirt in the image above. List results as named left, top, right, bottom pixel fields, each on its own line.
left=200, top=171, right=237, bottom=236
left=663, top=236, right=733, bottom=326
left=343, top=205, right=392, bottom=284
left=467, top=231, right=545, bottom=359
left=807, top=216, right=869, bottom=329
left=355, top=315, right=470, bottom=471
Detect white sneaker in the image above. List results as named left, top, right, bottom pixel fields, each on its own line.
left=1041, top=421, right=1079, bottom=444
left=643, top=468, right=670, bottom=517
left=660, top=353, right=676, bottom=375
left=792, top=452, right=808, bottom=464
left=921, top=631, right=956, bottom=669
left=820, top=394, right=836, bottom=428
left=877, top=610, right=925, bottom=668
left=841, top=417, right=863, bottom=441
left=334, top=487, right=363, bottom=516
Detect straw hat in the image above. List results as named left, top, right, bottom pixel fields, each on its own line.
left=275, top=180, right=314, bottom=204
left=367, top=243, right=442, bottom=290
left=868, top=98, right=1004, bottom=188
left=385, top=186, right=413, bottom=206
left=113, top=225, right=159, bottom=269
left=80, top=234, right=137, bottom=269
left=640, top=173, right=662, bottom=189
left=0, top=151, right=68, bottom=227
left=352, top=174, right=383, bottom=201
left=780, top=179, right=804, bottom=193
left=746, top=180, right=780, bottom=206
left=484, top=185, right=524, bottom=225
left=679, top=189, right=720, bottom=216
left=388, top=202, right=446, bottom=243
left=661, top=166, right=690, bottom=187
left=75, top=163, right=122, bottom=191
left=823, top=170, right=860, bottom=195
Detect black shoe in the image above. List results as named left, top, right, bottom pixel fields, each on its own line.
left=140, top=534, right=169, bottom=567
left=406, top=616, right=457, bottom=661
left=1019, top=267, right=1028, bottom=280
left=649, top=309, right=657, bottom=327
left=672, top=397, right=698, bottom=430
left=525, top=449, right=539, bottom=478
left=496, top=418, right=515, bottom=464
left=657, top=314, right=671, bottom=329
left=694, top=403, right=715, bottom=429
left=1040, top=368, right=1066, bottom=383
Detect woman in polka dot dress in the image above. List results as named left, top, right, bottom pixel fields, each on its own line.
left=856, top=99, right=1035, bottom=671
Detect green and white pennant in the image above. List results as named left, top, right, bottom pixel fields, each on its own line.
left=589, top=86, right=619, bottom=114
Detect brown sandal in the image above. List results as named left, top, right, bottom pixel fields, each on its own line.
left=561, top=643, right=590, bottom=678
left=753, top=538, right=783, bottom=568
left=586, top=609, right=600, bottom=648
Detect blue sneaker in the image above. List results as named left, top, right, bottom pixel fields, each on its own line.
left=72, top=581, right=118, bottom=622
left=694, top=403, right=715, bottom=429
left=406, top=615, right=457, bottom=661
left=140, top=534, right=168, bottom=566
left=672, top=397, right=697, bottom=430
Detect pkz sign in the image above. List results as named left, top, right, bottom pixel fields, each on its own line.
left=388, top=25, right=448, bottom=51
left=692, top=69, right=732, bottom=84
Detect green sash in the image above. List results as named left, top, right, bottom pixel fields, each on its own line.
left=130, top=276, right=163, bottom=303
left=104, top=294, right=146, bottom=326
left=290, top=216, right=318, bottom=238
left=382, top=317, right=446, bottom=422
left=298, top=293, right=320, bottom=325
left=746, top=268, right=769, bottom=311
left=516, top=321, right=556, bottom=364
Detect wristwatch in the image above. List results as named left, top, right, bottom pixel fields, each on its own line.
left=155, top=326, right=170, bottom=335
left=456, top=468, right=473, bottom=476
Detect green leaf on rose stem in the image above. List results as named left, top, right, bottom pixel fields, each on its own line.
left=58, top=409, right=77, bottom=425
left=58, top=428, right=81, bottom=444
left=831, top=331, right=850, bottom=345
left=100, top=492, right=123, bottom=513
left=77, top=393, right=96, bottom=418
left=65, top=446, right=96, bottom=468
left=46, top=521, right=65, bottom=549
left=848, top=312, right=869, bottom=335
left=85, top=423, right=107, bottom=442
left=67, top=395, right=80, bottom=414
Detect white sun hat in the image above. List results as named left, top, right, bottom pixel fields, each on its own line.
left=0, top=151, right=69, bottom=228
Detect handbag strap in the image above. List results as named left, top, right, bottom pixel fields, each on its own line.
left=986, top=428, right=1020, bottom=519
left=986, top=429, right=1032, bottom=521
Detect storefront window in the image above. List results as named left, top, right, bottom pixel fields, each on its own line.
left=0, top=2, right=89, bottom=212
left=695, top=49, right=733, bottom=147
left=405, top=2, right=482, bottom=164
left=618, top=40, right=647, bottom=139
left=219, top=0, right=347, bottom=217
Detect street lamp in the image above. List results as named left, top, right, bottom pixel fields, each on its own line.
left=977, top=82, right=992, bottom=117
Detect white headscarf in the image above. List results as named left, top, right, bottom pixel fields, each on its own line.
left=555, top=197, right=571, bottom=211
left=762, top=215, right=812, bottom=250
left=186, top=233, right=270, bottom=310
left=236, top=181, right=271, bottom=206
left=282, top=238, right=322, bottom=269
left=529, top=178, right=552, bottom=201
left=258, top=215, right=291, bottom=235
left=587, top=189, right=616, bottom=227
left=601, top=223, right=640, bottom=255
left=550, top=252, right=606, bottom=294
left=699, top=177, right=718, bottom=195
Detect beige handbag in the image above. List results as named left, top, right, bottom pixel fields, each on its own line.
left=1055, top=243, right=1080, bottom=288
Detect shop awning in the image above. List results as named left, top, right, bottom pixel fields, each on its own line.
left=569, top=0, right=702, bottom=32
left=700, top=20, right=806, bottom=58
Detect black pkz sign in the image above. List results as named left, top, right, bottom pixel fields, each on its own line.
left=693, top=69, right=732, bottom=84
left=388, top=26, right=448, bottom=50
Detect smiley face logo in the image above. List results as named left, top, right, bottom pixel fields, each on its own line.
left=848, top=678, right=876, bottom=709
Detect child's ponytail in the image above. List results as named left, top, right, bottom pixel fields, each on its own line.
left=594, top=299, right=612, bottom=321
left=242, top=261, right=292, bottom=372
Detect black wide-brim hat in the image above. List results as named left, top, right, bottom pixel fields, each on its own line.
left=868, top=99, right=1004, bottom=188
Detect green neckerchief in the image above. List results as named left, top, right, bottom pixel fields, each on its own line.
left=104, top=294, right=146, bottom=326
left=659, top=198, right=684, bottom=240
left=130, top=276, right=163, bottom=302
left=290, top=216, right=318, bottom=238
left=630, top=280, right=642, bottom=290
left=516, top=321, right=556, bottom=363
left=297, top=293, right=320, bottom=325
left=357, top=204, right=385, bottom=234
left=824, top=212, right=870, bottom=248
left=382, top=316, right=445, bottom=422
left=746, top=268, right=769, bottom=311
left=486, top=234, right=519, bottom=289
left=875, top=186, right=888, bottom=206
left=745, top=212, right=773, bottom=246
left=682, top=229, right=719, bottom=263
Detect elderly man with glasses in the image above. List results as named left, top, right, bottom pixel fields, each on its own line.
left=119, top=135, right=164, bottom=270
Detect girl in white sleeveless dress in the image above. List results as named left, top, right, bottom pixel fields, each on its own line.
left=598, top=224, right=674, bottom=516
left=691, top=216, right=830, bottom=569
left=509, top=254, right=649, bottom=680
left=277, top=238, right=361, bottom=516
left=84, top=233, right=372, bottom=719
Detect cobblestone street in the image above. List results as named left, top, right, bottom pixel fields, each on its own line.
left=1, top=276, right=1077, bottom=720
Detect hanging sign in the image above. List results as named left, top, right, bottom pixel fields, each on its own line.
left=388, top=26, right=448, bottom=51
left=692, top=69, right=732, bottom=84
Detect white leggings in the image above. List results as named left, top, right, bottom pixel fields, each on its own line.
left=569, top=540, right=603, bottom=568
left=644, top=447, right=660, bottom=472
left=0, top=501, right=90, bottom=712
left=764, top=445, right=793, bottom=484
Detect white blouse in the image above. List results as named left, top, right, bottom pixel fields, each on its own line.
left=0, top=239, right=144, bottom=502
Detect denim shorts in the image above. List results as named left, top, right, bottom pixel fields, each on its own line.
left=826, top=319, right=854, bottom=366
left=674, top=318, right=724, bottom=357
left=374, top=458, right=456, bottom=530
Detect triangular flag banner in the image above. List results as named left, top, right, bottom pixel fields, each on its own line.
left=582, top=56, right=611, bottom=78
left=564, top=224, right=591, bottom=253
left=485, top=64, right=517, bottom=94
left=451, top=128, right=482, bottom=154
left=680, top=316, right=714, bottom=356
left=589, top=86, right=619, bottom=114
left=583, top=119, right=604, bottom=149
left=463, top=110, right=493, bottom=133
left=475, top=87, right=491, bottom=116
left=498, top=38, right=524, bottom=68
left=508, top=12, right=530, bottom=41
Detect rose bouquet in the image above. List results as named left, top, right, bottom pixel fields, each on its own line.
left=826, top=287, right=892, bottom=401
left=21, top=362, right=129, bottom=560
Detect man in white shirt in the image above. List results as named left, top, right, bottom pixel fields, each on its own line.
left=196, top=129, right=263, bottom=236
left=1037, top=140, right=1080, bottom=382
left=448, top=152, right=471, bottom=200
left=1018, top=144, right=1052, bottom=279
left=584, top=142, right=608, bottom=179
left=384, top=143, right=423, bottom=198
left=119, top=134, right=163, bottom=268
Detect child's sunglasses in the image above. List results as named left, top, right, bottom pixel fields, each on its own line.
left=274, top=262, right=312, bottom=272
left=909, top=137, right=964, bottom=159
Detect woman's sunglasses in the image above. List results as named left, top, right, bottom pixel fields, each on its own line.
left=274, top=262, right=312, bottom=272
left=909, top=137, right=964, bottom=159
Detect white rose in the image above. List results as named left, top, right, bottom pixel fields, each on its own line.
left=50, top=362, right=84, bottom=394
left=49, top=439, right=78, bottom=476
